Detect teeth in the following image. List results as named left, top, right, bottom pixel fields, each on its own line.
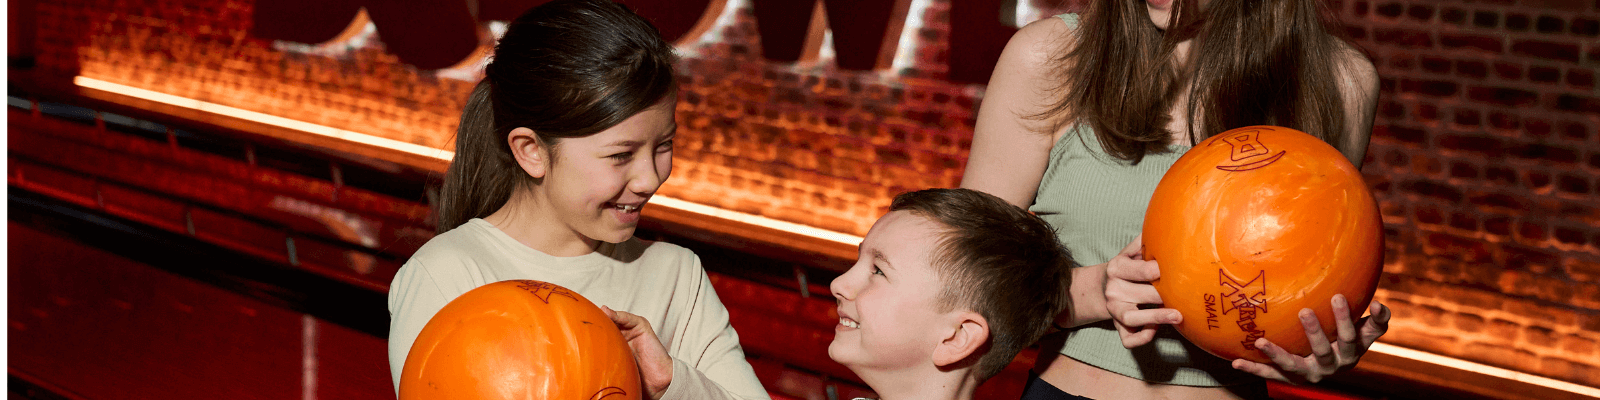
left=840, top=318, right=859, bottom=329
left=614, top=204, right=639, bottom=212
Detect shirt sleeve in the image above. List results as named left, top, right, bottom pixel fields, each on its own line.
left=387, top=258, right=454, bottom=395
left=658, top=256, right=771, bottom=400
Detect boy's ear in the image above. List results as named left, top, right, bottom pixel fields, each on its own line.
left=507, top=127, right=549, bottom=179
left=932, top=311, right=989, bottom=368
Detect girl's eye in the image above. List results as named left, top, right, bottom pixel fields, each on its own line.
left=608, top=152, right=633, bottom=161
left=656, top=140, right=674, bottom=153
left=871, top=266, right=884, bottom=276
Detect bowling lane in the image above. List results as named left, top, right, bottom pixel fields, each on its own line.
left=8, top=219, right=393, bottom=400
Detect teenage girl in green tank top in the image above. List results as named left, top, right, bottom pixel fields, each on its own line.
left=961, top=0, right=1392, bottom=399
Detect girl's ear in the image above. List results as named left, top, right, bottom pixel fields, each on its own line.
left=507, top=127, right=549, bottom=179
left=932, top=311, right=989, bottom=368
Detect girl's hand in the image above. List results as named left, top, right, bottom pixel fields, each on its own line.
left=1231, top=295, right=1392, bottom=384
left=602, top=306, right=673, bottom=399
left=1104, top=235, right=1183, bottom=348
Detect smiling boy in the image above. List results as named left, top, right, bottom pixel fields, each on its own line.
left=829, top=188, right=1073, bottom=400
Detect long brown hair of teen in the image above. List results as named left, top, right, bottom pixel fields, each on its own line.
left=1039, top=0, right=1358, bottom=164
left=436, top=0, right=679, bottom=233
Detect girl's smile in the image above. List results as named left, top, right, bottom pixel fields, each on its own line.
left=607, top=201, right=644, bottom=225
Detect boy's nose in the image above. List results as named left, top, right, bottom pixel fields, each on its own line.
left=830, top=266, right=861, bottom=301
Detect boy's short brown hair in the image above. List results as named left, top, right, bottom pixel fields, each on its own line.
left=888, top=188, right=1074, bottom=381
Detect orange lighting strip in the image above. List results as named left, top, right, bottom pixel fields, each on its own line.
left=73, top=75, right=866, bottom=248
left=74, top=76, right=455, bottom=161
left=70, top=75, right=1600, bottom=397
left=1369, top=342, right=1600, bottom=397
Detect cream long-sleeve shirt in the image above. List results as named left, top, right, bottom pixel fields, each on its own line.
left=388, top=218, right=769, bottom=400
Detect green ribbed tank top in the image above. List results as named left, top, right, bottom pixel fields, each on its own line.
left=1031, top=24, right=1257, bottom=384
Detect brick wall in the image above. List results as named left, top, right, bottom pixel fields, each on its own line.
left=1345, top=0, right=1600, bottom=387
left=27, top=0, right=1081, bottom=236
left=672, top=0, right=971, bottom=234
left=19, top=0, right=1599, bottom=388
left=34, top=0, right=476, bottom=152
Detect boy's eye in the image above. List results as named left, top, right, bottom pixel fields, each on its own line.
left=607, top=152, right=633, bottom=161
left=871, top=266, right=884, bottom=276
left=656, top=140, right=674, bottom=153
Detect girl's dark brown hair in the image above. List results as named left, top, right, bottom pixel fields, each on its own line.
left=1040, top=0, right=1361, bottom=164
left=437, top=0, right=679, bottom=232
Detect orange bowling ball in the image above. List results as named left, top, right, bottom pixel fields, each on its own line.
left=1144, top=125, right=1382, bottom=364
left=399, top=280, right=640, bottom=400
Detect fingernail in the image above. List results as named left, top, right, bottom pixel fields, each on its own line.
left=1300, top=309, right=1316, bottom=326
left=1333, top=294, right=1347, bottom=309
left=1168, top=312, right=1182, bottom=324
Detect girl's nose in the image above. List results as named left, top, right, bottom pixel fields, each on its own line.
left=627, top=157, right=667, bottom=195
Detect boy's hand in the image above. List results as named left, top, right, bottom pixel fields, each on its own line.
left=1104, top=235, right=1182, bottom=348
left=1231, top=295, right=1391, bottom=384
left=602, top=306, right=673, bottom=399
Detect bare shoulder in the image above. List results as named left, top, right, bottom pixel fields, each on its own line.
left=1328, top=40, right=1379, bottom=167
left=1331, top=41, right=1379, bottom=100
left=963, top=14, right=1080, bottom=206
left=1003, top=15, right=1078, bottom=77
left=987, top=15, right=1080, bottom=132
left=1017, top=14, right=1076, bottom=47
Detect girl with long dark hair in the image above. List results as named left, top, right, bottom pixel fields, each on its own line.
left=962, top=0, right=1391, bottom=398
left=387, top=1, right=768, bottom=399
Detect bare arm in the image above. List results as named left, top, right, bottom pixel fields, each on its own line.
left=959, top=17, right=1072, bottom=207
left=960, top=17, right=1115, bottom=329
left=1059, top=262, right=1110, bottom=328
